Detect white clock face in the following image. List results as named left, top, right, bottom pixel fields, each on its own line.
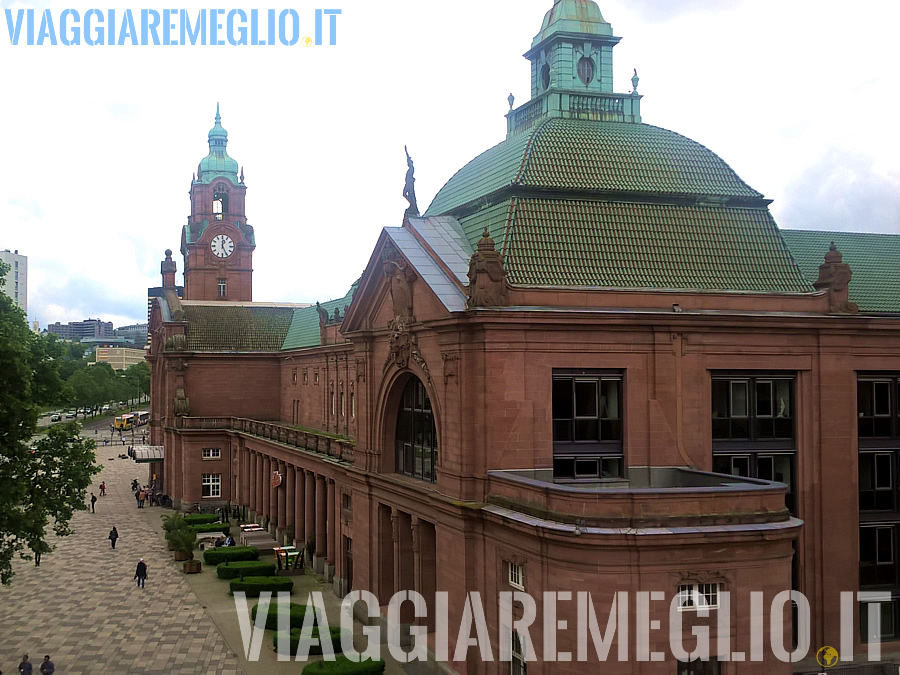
left=211, top=234, right=235, bottom=258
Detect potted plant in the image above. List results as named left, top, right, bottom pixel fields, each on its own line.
left=169, top=527, right=197, bottom=562
left=162, top=513, right=186, bottom=550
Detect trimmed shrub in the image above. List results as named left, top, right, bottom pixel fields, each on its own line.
left=216, top=561, right=277, bottom=580
left=251, top=601, right=309, bottom=631
left=273, top=626, right=347, bottom=655
left=184, top=514, right=220, bottom=525
left=204, top=546, right=259, bottom=566
left=301, top=656, right=385, bottom=674
left=192, top=523, right=231, bottom=535
left=229, top=576, right=294, bottom=597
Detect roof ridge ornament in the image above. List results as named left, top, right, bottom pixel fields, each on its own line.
left=631, top=68, right=639, bottom=93
left=813, top=242, right=858, bottom=314
left=403, top=145, right=419, bottom=217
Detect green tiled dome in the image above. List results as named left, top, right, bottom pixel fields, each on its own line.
left=535, top=0, right=612, bottom=45
left=426, top=118, right=761, bottom=218
left=197, top=105, right=239, bottom=184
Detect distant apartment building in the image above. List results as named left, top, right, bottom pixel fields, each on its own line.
left=93, top=346, right=146, bottom=370
left=0, top=249, right=27, bottom=313
left=115, top=323, right=149, bottom=346
left=47, top=318, right=114, bottom=341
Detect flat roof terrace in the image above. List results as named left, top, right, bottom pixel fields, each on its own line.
left=486, top=466, right=793, bottom=529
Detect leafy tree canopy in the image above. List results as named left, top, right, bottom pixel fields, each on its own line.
left=0, top=261, right=101, bottom=584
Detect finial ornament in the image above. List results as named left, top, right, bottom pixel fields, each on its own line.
left=403, top=145, right=419, bottom=216
left=508, top=93, right=515, bottom=109
left=631, top=68, right=639, bottom=93
left=215, top=102, right=221, bottom=124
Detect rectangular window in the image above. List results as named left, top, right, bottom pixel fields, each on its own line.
left=511, top=631, right=527, bottom=675
left=342, top=493, right=352, bottom=511
left=552, top=371, right=623, bottom=479
left=201, top=473, right=221, bottom=498
left=860, top=453, right=895, bottom=511
left=861, top=600, right=900, bottom=643
left=201, top=448, right=221, bottom=460
left=677, top=658, right=720, bottom=675
left=292, top=368, right=298, bottom=384
left=860, top=526, right=896, bottom=587
left=712, top=376, right=794, bottom=443
left=859, top=379, right=897, bottom=439
left=508, top=562, right=524, bottom=591
left=217, top=278, right=227, bottom=297
left=676, top=583, right=720, bottom=611
left=303, top=369, right=308, bottom=384
left=713, top=453, right=795, bottom=512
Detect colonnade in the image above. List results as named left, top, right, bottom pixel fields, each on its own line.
left=242, top=447, right=342, bottom=582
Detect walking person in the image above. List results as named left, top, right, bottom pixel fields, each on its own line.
left=100, top=481, right=106, bottom=496
left=90, top=492, right=97, bottom=513
left=38, top=656, right=53, bottom=675
left=134, top=558, right=148, bottom=588
left=18, top=654, right=32, bottom=674
left=108, top=526, right=119, bottom=549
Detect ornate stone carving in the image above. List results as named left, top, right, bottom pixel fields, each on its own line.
left=174, top=387, right=191, bottom=416
left=355, top=358, right=366, bottom=382
left=165, top=334, right=186, bottom=351
left=382, top=247, right=417, bottom=322
left=316, top=302, right=329, bottom=327
left=384, top=316, right=432, bottom=386
left=467, top=228, right=509, bottom=308
left=441, top=352, right=458, bottom=383
left=813, top=242, right=859, bottom=314
left=390, top=513, right=399, bottom=542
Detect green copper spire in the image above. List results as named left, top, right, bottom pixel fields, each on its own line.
left=508, top=1, right=641, bottom=136
left=197, top=103, right=239, bottom=184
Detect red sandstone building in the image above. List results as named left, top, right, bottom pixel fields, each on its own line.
left=148, top=2, right=900, bottom=673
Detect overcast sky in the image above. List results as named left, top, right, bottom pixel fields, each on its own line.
left=2, top=0, right=898, bottom=328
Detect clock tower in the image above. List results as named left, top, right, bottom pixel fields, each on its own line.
left=181, top=105, right=255, bottom=302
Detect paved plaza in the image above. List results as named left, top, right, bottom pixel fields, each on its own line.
left=0, top=419, right=408, bottom=675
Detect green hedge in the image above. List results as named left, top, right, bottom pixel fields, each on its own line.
left=192, top=523, right=231, bottom=534
left=184, top=514, right=220, bottom=525
left=216, top=561, right=276, bottom=580
left=301, top=656, right=385, bottom=674
left=229, top=576, right=294, bottom=597
left=204, top=546, right=259, bottom=565
left=251, top=601, right=310, bottom=631
left=274, top=626, right=347, bottom=655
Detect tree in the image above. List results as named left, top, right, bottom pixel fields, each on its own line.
left=0, top=261, right=100, bottom=584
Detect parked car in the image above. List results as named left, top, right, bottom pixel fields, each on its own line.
left=65, top=411, right=76, bottom=419
left=50, top=414, right=61, bottom=422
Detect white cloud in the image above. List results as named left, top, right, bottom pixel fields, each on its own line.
left=1, top=0, right=898, bottom=327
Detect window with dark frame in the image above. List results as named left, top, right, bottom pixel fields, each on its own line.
left=511, top=631, right=527, bottom=675
left=395, top=378, right=437, bottom=483
left=860, top=525, right=896, bottom=587
left=677, top=658, right=720, bottom=675
left=859, top=378, right=899, bottom=439
left=552, top=371, right=623, bottom=479
left=577, top=56, right=595, bottom=86
left=861, top=600, right=900, bottom=643
left=711, top=374, right=796, bottom=513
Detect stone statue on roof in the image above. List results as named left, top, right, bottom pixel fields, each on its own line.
left=403, top=145, right=419, bottom=216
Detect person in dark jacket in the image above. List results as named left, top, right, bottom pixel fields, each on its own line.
left=18, top=654, right=32, bottom=675
left=38, top=656, right=53, bottom=675
left=108, top=527, right=119, bottom=549
left=134, top=558, right=148, bottom=588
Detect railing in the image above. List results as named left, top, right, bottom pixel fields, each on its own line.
left=179, top=416, right=355, bottom=464
left=569, top=93, right=624, bottom=118
left=509, top=98, right=544, bottom=134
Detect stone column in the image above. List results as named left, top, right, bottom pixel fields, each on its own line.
left=305, top=471, right=315, bottom=563
left=276, top=461, right=287, bottom=538
left=285, top=464, right=295, bottom=543
left=262, top=455, right=271, bottom=523
left=294, top=469, right=305, bottom=546
left=326, top=479, right=336, bottom=581
left=249, top=452, right=257, bottom=518
left=315, top=474, right=327, bottom=573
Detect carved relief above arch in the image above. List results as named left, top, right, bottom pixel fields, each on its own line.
left=383, top=316, right=432, bottom=388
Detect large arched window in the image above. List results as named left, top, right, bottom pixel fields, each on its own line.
left=395, top=378, right=436, bottom=482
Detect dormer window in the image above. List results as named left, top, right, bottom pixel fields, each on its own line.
left=213, top=183, right=228, bottom=220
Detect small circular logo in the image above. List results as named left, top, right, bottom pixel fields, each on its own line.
left=301, top=36, right=313, bottom=47
left=816, top=646, right=839, bottom=668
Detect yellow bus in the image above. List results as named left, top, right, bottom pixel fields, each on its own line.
left=114, top=414, right=136, bottom=431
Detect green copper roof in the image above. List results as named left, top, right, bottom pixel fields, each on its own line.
left=425, top=119, right=763, bottom=222
left=281, top=282, right=358, bottom=351
left=781, top=229, right=900, bottom=313
left=494, top=197, right=813, bottom=292
left=534, top=0, right=612, bottom=46
left=197, top=104, right=239, bottom=185
left=183, top=305, right=295, bottom=351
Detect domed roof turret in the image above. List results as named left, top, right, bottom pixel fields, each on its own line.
left=196, top=104, right=239, bottom=185
left=534, top=0, right=612, bottom=46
